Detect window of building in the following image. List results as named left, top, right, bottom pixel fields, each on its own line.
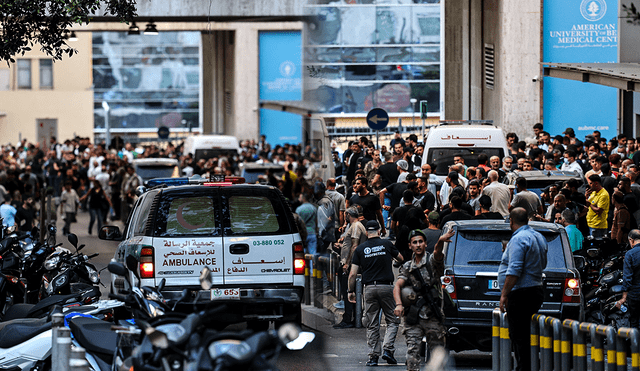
left=305, top=2, right=443, bottom=115
left=39, top=59, right=53, bottom=89
left=17, top=59, right=31, bottom=89
left=92, top=32, right=200, bottom=133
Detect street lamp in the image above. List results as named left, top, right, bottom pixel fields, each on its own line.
left=102, top=101, right=110, bottom=148
left=410, top=98, right=417, bottom=130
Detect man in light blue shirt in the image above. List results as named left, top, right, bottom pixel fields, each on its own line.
left=561, top=209, right=583, bottom=252
left=0, top=195, right=16, bottom=228
left=498, top=208, right=547, bottom=371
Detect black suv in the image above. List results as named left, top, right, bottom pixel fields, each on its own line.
left=441, top=220, right=582, bottom=352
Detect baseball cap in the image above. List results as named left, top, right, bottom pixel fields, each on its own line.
left=408, top=229, right=426, bottom=241
left=563, top=128, right=575, bottom=136
left=397, top=159, right=409, bottom=171
left=365, top=220, right=380, bottom=231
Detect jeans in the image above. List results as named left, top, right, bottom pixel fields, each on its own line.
left=383, top=194, right=391, bottom=230
left=88, top=208, right=104, bottom=234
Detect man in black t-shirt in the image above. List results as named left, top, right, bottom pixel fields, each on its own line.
left=475, top=195, right=505, bottom=220
left=440, top=196, right=473, bottom=225
left=348, top=220, right=404, bottom=366
left=350, top=176, right=386, bottom=236
left=373, top=152, right=400, bottom=190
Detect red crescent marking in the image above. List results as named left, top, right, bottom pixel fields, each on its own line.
left=176, top=203, right=206, bottom=230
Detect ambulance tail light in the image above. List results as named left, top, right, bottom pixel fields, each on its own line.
left=441, top=275, right=457, bottom=299
left=140, top=247, right=154, bottom=279
left=293, top=242, right=306, bottom=275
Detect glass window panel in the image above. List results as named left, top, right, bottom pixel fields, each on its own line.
left=308, top=65, right=342, bottom=80
left=340, top=6, right=376, bottom=45
left=305, top=47, right=342, bottom=63
left=409, top=82, right=440, bottom=112
left=39, top=59, right=53, bottom=89
left=377, top=47, right=412, bottom=62
left=342, top=47, right=376, bottom=63
left=376, top=6, right=412, bottom=44
left=412, top=6, right=440, bottom=43
left=163, top=197, right=217, bottom=237
left=412, top=46, right=440, bottom=62
left=308, top=7, right=342, bottom=45
left=0, top=70, right=9, bottom=91
left=344, top=65, right=376, bottom=80
left=17, top=59, right=31, bottom=89
left=229, top=196, right=280, bottom=234
left=404, top=64, right=440, bottom=80
left=306, top=85, right=343, bottom=113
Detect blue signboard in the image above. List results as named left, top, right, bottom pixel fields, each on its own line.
left=259, top=31, right=302, bottom=146
left=366, top=108, right=389, bottom=131
left=543, top=0, right=617, bottom=141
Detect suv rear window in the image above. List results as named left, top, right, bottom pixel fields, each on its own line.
left=427, top=148, right=504, bottom=176
left=452, top=230, right=565, bottom=269
left=229, top=196, right=280, bottom=234
left=155, top=195, right=221, bottom=237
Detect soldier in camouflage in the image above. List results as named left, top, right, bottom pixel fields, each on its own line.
left=393, top=228, right=454, bottom=371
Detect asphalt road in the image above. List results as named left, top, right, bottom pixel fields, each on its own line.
left=56, top=211, right=493, bottom=370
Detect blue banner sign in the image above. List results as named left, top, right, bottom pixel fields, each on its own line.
left=259, top=31, right=302, bottom=146
left=543, top=0, right=617, bottom=141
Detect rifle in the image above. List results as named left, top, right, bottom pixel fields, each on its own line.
left=405, top=269, right=443, bottom=325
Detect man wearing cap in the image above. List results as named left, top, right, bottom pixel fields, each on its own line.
left=393, top=228, right=454, bottom=371
left=348, top=220, right=404, bottom=366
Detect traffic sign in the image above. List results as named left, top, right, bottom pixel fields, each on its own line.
left=366, top=108, right=389, bottom=131
left=158, top=126, right=170, bottom=139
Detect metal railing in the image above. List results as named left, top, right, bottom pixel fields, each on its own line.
left=303, top=251, right=364, bottom=328
left=492, top=308, right=640, bottom=371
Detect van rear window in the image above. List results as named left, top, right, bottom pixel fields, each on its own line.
left=452, top=231, right=565, bottom=269
left=157, top=196, right=219, bottom=237
left=427, top=148, right=504, bottom=176
left=229, top=196, right=280, bottom=234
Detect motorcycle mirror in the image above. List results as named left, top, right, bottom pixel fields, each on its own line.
left=146, top=327, right=170, bottom=349
left=31, top=226, right=39, bottom=237
left=573, top=256, right=586, bottom=270
left=108, top=260, right=128, bottom=276
left=77, top=244, right=85, bottom=252
left=199, top=267, right=213, bottom=290
left=126, top=255, right=140, bottom=280
left=67, top=233, right=78, bottom=249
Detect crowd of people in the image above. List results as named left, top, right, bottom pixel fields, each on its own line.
left=3, top=124, right=640, bottom=370
left=290, top=124, right=640, bottom=370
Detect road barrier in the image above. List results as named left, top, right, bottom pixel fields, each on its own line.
left=492, top=308, right=640, bottom=371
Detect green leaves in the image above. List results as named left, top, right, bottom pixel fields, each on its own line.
left=622, top=3, right=640, bottom=25
left=0, top=0, right=137, bottom=62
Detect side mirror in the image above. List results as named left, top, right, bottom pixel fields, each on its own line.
left=199, top=267, right=213, bottom=290
left=99, top=226, right=123, bottom=241
left=67, top=233, right=78, bottom=249
left=574, top=255, right=587, bottom=270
